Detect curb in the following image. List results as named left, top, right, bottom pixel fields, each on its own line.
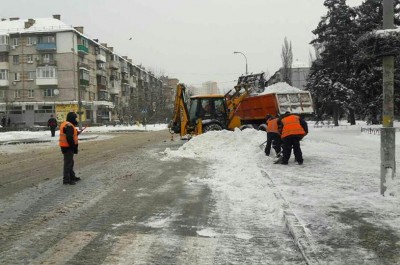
left=262, top=170, right=320, bottom=265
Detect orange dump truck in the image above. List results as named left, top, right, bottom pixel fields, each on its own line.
left=234, top=89, right=314, bottom=130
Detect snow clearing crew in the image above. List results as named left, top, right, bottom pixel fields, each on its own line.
left=59, top=112, right=81, bottom=185
left=277, top=111, right=308, bottom=165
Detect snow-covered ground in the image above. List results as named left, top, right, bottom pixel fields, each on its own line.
left=0, top=123, right=168, bottom=142
left=162, top=121, right=400, bottom=263
left=1, top=121, right=399, bottom=262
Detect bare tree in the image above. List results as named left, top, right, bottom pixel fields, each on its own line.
left=281, top=37, right=293, bottom=85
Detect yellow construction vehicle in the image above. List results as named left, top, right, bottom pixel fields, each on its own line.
left=169, top=73, right=314, bottom=138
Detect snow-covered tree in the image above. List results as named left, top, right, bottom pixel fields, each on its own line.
left=308, top=0, right=357, bottom=125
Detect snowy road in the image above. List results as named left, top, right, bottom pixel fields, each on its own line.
left=2, top=123, right=398, bottom=264
left=0, top=130, right=306, bottom=264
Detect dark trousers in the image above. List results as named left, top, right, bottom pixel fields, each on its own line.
left=265, top=132, right=282, bottom=156
left=63, top=149, right=76, bottom=182
left=282, top=136, right=303, bottom=163
left=50, top=126, right=56, bottom=137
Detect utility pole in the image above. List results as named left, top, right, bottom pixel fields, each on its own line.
left=381, top=0, right=396, bottom=195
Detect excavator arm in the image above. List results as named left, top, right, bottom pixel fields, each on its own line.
left=169, top=83, right=191, bottom=137
left=225, top=84, right=252, bottom=129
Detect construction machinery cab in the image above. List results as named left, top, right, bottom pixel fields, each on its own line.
left=189, top=95, right=228, bottom=131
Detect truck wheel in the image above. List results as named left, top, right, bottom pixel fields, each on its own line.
left=203, top=123, right=223, bottom=132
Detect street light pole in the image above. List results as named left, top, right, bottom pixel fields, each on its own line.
left=381, top=0, right=396, bottom=196
left=233, top=51, right=248, bottom=75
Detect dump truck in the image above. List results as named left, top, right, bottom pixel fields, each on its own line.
left=169, top=73, right=314, bottom=138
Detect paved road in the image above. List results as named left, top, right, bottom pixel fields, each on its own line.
left=0, top=130, right=306, bottom=264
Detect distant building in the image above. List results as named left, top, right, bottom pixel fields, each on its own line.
left=189, top=81, right=219, bottom=95
left=0, top=15, right=169, bottom=126
left=267, top=60, right=310, bottom=89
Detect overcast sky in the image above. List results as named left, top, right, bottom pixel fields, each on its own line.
left=2, top=0, right=364, bottom=90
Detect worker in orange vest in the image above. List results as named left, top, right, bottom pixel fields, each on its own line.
left=59, top=112, right=81, bottom=185
left=264, top=114, right=282, bottom=157
left=277, top=111, right=308, bottom=165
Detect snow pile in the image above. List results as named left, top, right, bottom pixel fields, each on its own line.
left=163, top=125, right=400, bottom=261
left=259, top=82, right=304, bottom=95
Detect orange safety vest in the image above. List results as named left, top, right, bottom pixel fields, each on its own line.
left=281, top=115, right=306, bottom=139
left=59, top=121, right=78, bottom=147
left=266, top=118, right=280, bottom=134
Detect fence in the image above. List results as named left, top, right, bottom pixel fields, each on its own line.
left=361, top=127, right=400, bottom=135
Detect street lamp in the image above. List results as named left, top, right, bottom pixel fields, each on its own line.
left=233, top=51, right=248, bottom=75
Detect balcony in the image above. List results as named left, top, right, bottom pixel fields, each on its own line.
left=96, top=53, right=106, bottom=62
left=97, top=83, right=107, bottom=91
left=79, top=62, right=90, bottom=70
left=98, top=90, right=110, bottom=101
left=36, top=77, right=58, bottom=86
left=0, top=62, right=9, bottom=70
left=79, top=78, right=89, bottom=86
left=0, top=44, right=9, bottom=52
left=0, top=80, right=9, bottom=87
left=37, top=59, right=57, bottom=66
left=77, top=44, right=89, bottom=55
left=109, top=61, right=119, bottom=70
left=109, top=80, right=121, bottom=94
left=122, top=76, right=129, bottom=84
left=36, top=67, right=58, bottom=86
left=36, top=43, right=57, bottom=51
left=96, top=68, right=106, bottom=76
left=121, top=66, right=128, bottom=73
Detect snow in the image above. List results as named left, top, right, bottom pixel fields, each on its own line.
left=0, top=124, right=167, bottom=142
left=259, top=82, right=304, bottom=95
left=0, top=17, right=72, bottom=34
left=1, top=121, right=399, bottom=262
left=162, top=121, right=400, bottom=262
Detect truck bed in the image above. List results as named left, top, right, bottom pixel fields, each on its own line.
left=235, top=92, right=314, bottom=121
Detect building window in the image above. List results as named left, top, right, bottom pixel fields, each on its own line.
left=27, top=71, right=36, bottom=80
left=28, top=89, right=35, bottom=98
left=11, top=38, right=19, bottom=46
left=9, top=106, right=22, bottom=114
left=40, top=35, right=55, bottom=43
left=13, top=72, right=20, bottom=81
left=42, top=53, right=54, bottom=63
left=26, top=105, right=34, bottom=110
left=26, top=54, right=33, bottom=63
left=0, top=54, right=7, bottom=62
left=13, top=55, right=19, bottom=65
left=14, top=89, right=21, bottom=98
left=0, top=90, right=4, bottom=99
left=26, top=36, right=37, bottom=45
left=44, top=88, right=55, bottom=97
left=0, top=69, right=8, bottom=80
left=35, top=105, right=53, bottom=113
left=86, top=110, right=92, bottom=120
left=0, top=35, right=9, bottom=45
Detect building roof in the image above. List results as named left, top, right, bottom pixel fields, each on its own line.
left=0, top=17, right=72, bottom=34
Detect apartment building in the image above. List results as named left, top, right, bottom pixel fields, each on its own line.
left=0, top=15, right=169, bottom=127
